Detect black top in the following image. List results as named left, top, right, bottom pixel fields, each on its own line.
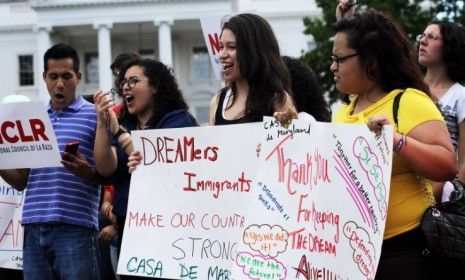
left=214, top=88, right=259, bottom=124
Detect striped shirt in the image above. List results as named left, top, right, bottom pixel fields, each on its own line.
left=22, top=96, right=100, bottom=230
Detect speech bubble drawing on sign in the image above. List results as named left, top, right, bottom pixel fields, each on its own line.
left=353, top=136, right=388, bottom=220
left=243, top=224, right=288, bottom=257
left=343, top=221, right=376, bottom=279
left=236, top=251, right=287, bottom=280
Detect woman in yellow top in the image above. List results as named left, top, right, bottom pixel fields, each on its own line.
left=331, top=10, right=456, bottom=280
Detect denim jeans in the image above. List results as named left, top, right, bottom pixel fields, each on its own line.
left=23, top=223, right=100, bottom=280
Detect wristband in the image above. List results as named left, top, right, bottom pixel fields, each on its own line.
left=120, top=136, right=133, bottom=150
left=394, top=134, right=405, bottom=153
left=114, top=125, right=128, bottom=139
left=118, top=133, right=131, bottom=147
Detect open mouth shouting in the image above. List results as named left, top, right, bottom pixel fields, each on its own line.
left=52, top=92, right=66, bottom=106
left=124, top=93, right=135, bottom=106
left=55, top=93, right=65, bottom=100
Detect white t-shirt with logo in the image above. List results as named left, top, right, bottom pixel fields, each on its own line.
left=438, top=83, right=465, bottom=201
left=438, top=82, right=465, bottom=151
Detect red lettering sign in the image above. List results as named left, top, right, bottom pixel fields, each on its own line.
left=0, top=119, right=48, bottom=144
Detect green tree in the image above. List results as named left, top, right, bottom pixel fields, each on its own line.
left=434, top=0, right=465, bottom=24
left=301, top=0, right=463, bottom=104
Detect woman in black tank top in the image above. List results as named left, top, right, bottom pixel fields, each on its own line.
left=209, top=13, right=296, bottom=125
left=214, top=88, right=249, bottom=125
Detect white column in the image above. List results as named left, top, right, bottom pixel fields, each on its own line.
left=231, top=0, right=239, bottom=12
left=154, top=20, right=173, bottom=67
left=35, top=24, right=52, bottom=101
left=93, top=22, right=113, bottom=90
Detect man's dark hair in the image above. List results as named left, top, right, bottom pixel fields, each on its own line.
left=110, top=53, right=140, bottom=76
left=43, top=43, right=80, bottom=73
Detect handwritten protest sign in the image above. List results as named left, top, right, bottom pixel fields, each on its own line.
left=119, top=115, right=393, bottom=279
left=118, top=123, right=261, bottom=279
left=0, top=102, right=60, bottom=169
left=232, top=115, right=393, bottom=280
left=0, top=177, right=24, bottom=269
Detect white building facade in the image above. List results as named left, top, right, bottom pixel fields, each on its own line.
left=0, top=0, right=320, bottom=123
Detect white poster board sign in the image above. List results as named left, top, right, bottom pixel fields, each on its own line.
left=119, top=116, right=393, bottom=279
left=231, top=116, right=393, bottom=279
left=118, top=123, right=261, bottom=279
left=0, top=102, right=61, bottom=169
left=200, top=14, right=229, bottom=80
left=0, top=177, right=24, bottom=270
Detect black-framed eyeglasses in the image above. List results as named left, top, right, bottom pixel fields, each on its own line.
left=416, top=33, right=442, bottom=42
left=331, top=53, right=358, bottom=66
left=119, top=77, right=148, bottom=90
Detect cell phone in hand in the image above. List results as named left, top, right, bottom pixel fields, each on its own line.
left=64, top=141, right=80, bottom=156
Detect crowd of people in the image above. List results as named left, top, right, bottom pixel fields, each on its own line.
left=1, top=0, right=465, bottom=279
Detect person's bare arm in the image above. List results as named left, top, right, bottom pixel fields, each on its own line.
left=209, top=93, right=220, bottom=125
left=368, top=117, right=456, bottom=181
left=100, top=187, right=116, bottom=224
left=94, top=90, right=119, bottom=176
left=457, top=121, right=465, bottom=183
left=0, top=169, right=30, bottom=191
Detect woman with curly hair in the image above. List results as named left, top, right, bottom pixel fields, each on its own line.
left=93, top=58, right=197, bottom=277
left=417, top=21, right=465, bottom=202
left=282, top=56, right=331, bottom=122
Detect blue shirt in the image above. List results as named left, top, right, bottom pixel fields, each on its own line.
left=22, top=96, right=100, bottom=230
